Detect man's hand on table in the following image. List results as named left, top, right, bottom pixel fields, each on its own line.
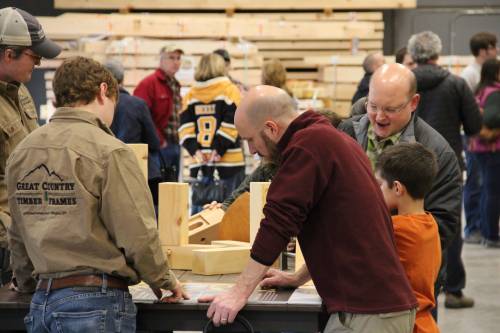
left=198, top=286, right=248, bottom=327
left=260, top=268, right=300, bottom=289
left=152, top=280, right=190, bottom=303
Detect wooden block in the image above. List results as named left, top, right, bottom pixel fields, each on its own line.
left=218, top=192, right=250, bottom=242
left=192, top=246, right=251, bottom=275
left=295, top=242, right=305, bottom=272
left=127, top=143, right=148, bottom=180
left=211, top=240, right=251, bottom=247
left=54, top=0, right=417, bottom=10
left=158, top=183, right=189, bottom=246
left=188, top=208, right=225, bottom=244
left=320, top=66, right=365, bottom=83
left=162, top=244, right=219, bottom=270
left=249, top=182, right=270, bottom=244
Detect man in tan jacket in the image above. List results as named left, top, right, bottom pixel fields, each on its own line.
left=6, top=56, right=187, bottom=332
left=0, top=6, right=62, bottom=284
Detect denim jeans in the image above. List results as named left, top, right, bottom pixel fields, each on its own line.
left=475, top=152, right=500, bottom=241
left=463, top=150, right=482, bottom=237
left=25, top=278, right=136, bottom=332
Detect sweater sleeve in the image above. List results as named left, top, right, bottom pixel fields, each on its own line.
left=213, top=86, right=241, bottom=157
left=178, top=94, right=199, bottom=156
left=251, top=146, right=329, bottom=266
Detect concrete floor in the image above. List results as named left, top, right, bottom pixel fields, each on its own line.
left=437, top=243, right=500, bottom=333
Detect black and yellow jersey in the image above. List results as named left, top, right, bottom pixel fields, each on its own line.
left=179, top=77, right=245, bottom=178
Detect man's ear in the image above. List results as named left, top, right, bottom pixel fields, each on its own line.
left=393, top=180, right=406, bottom=197
left=263, top=120, right=280, bottom=139
left=96, top=82, right=108, bottom=104
left=410, top=93, right=420, bottom=112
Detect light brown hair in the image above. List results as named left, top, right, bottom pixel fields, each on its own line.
left=194, top=53, right=226, bottom=82
left=53, top=56, right=118, bottom=107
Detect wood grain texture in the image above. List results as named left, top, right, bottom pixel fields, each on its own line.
left=127, top=144, right=148, bottom=180
left=192, top=246, right=251, bottom=275
left=158, top=183, right=189, bottom=246
left=188, top=208, right=225, bottom=244
left=218, top=192, right=250, bottom=242
left=249, top=182, right=270, bottom=244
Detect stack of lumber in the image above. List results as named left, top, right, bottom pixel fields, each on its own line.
left=38, top=11, right=383, bottom=97
left=289, top=55, right=475, bottom=117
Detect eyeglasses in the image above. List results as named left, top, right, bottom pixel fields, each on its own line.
left=22, top=51, right=42, bottom=64
left=365, top=97, right=412, bottom=115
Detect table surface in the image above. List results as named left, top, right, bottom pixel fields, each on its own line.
left=0, top=271, right=327, bottom=332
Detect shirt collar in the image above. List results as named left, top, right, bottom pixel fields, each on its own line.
left=0, top=79, right=21, bottom=99
left=49, top=107, right=114, bottom=136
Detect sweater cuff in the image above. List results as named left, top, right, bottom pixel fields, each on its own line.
left=250, top=222, right=289, bottom=266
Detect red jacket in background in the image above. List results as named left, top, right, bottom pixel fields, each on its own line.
left=133, top=69, right=178, bottom=146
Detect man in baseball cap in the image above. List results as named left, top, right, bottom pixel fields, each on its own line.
left=0, top=7, right=61, bottom=58
left=0, top=7, right=60, bottom=285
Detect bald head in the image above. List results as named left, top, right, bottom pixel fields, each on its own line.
left=371, top=63, right=417, bottom=98
left=363, top=52, right=385, bottom=74
left=235, top=85, right=297, bottom=129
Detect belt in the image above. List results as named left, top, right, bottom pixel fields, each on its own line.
left=37, top=275, right=128, bottom=291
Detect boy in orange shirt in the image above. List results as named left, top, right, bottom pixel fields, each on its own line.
left=375, top=143, right=441, bottom=333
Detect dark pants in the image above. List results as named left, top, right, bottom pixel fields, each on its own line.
left=159, top=144, right=180, bottom=181
left=191, top=169, right=246, bottom=215
left=0, top=248, right=11, bottom=286
left=463, top=150, right=482, bottom=237
left=475, top=152, right=500, bottom=241
left=445, top=226, right=466, bottom=294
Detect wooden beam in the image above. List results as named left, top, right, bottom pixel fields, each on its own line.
left=38, top=15, right=378, bottom=40
left=249, top=182, right=270, bottom=244
left=158, top=183, right=189, bottom=246
left=211, top=240, right=251, bottom=247
left=54, top=0, right=416, bottom=10
left=192, top=246, right=251, bottom=275
left=188, top=208, right=225, bottom=244
left=162, top=244, right=217, bottom=270
left=218, top=191, right=250, bottom=242
left=256, top=40, right=382, bottom=51
left=126, top=144, right=148, bottom=180
left=320, top=66, right=365, bottom=83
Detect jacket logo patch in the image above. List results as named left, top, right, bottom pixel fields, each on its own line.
left=15, top=164, right=77, bottom=213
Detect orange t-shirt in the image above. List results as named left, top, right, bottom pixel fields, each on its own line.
left=392, top=213, right=442, bottom=333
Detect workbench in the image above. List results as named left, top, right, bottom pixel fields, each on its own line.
left=0, top=270, right=328, bottom=332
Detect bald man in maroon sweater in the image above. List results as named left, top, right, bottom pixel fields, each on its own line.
left=199, top=86, right=417, bottom=332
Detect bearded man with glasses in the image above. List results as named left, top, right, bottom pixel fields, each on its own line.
left=339, top=63, right=462, bottom=321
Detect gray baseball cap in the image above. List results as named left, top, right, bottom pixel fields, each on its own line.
left=0, top=7, right=61, bottom=59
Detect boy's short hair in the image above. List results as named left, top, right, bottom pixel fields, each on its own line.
left=53, top=56, right=118, bottom=108
left=375, top=143, right=438, bottom=199
left=470, top=32, right=497, bottom=57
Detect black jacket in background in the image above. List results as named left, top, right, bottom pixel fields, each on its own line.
left=413, top=64, right=482, bottom=169
left=351, top=72, right=372, bottom=105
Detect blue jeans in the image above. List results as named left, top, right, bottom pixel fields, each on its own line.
left=463, top=150, right=482, bottom=237
left=475, top=152, right=500, bottom=241
left=25, top=279, right=136, bottom=332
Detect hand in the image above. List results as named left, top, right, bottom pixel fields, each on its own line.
left=9, top=281, right=19, bottom=292
left=260, top=269, right=299, bottom=289
left=198, top=287, right=248, bottom=326
left=194, top=150, right=205, bottom=164
left=209, top=151, right=221, bottom=163
left=152, top=282, right=190, bottom=303
left=203, top=201, right=223, bottom=210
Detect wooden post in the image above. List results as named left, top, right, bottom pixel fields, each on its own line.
left=158, top=183, right=189, bottom=246
left=249, top=182, right=270, bottom=244
left=295, top=242, right=305, bottom=272
left=127, top=144, right=148, bottom=180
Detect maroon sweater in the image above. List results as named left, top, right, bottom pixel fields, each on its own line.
left=251, top=111, right=418, bottom=314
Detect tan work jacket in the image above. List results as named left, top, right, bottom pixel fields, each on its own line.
left=0, top=80, right=39, bottom=248
left=6, top=107, right=176, bottom=292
